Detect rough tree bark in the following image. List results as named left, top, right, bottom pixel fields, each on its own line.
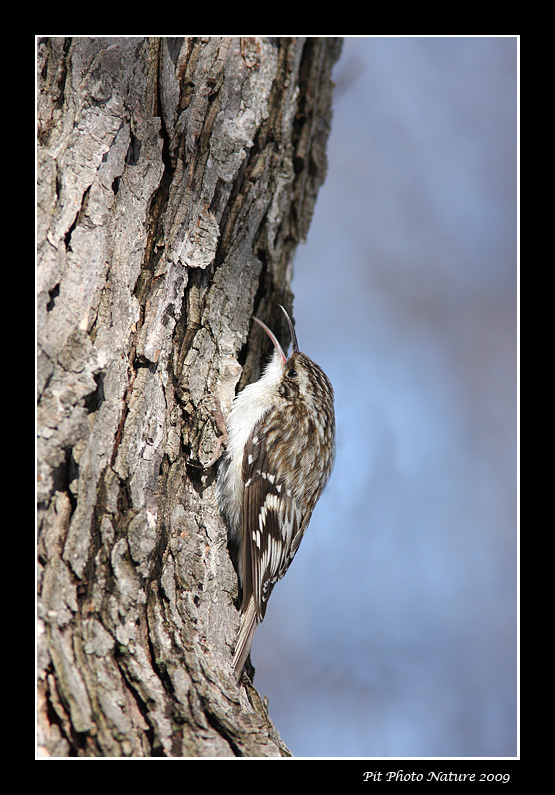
left=37, top=36, right=341, bottom=758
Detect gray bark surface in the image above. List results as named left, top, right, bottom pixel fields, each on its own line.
left=37, top=36, right=341, bottom=757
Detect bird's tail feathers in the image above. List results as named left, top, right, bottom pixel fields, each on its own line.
left=232, top=598, right=258, bottom=678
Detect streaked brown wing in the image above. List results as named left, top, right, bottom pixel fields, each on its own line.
left=241, top=417, right=300, bottom=622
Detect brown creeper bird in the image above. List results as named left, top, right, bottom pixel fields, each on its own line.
left=217, top=306, right=335, bottom=677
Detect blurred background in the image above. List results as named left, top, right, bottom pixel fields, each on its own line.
left=254, top=36, right=518, bottom=758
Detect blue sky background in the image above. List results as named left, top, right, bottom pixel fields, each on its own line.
left=252, top=36, right=518, bottom=758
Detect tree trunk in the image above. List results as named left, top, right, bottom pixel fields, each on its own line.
left=37, top=36, right=341, bottom=757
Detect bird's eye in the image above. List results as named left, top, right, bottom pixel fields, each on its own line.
left=287, top=368, right=298, bottom=378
